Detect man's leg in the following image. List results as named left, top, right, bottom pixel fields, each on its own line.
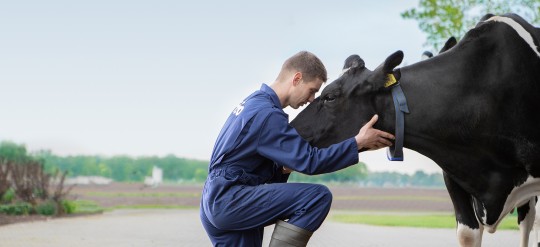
left=206, top=182, right=332, bottom=245
left=269, top=219, right=313, bottom=247
left=200, top=207, right=265, bottom=247
left=276, top=183, right=333, bottom=232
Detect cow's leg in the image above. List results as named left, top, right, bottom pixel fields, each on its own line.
left=516, top=197, right=535, bottom=247
left=444, top=172, right=483, bottom=247
left=532, top=197, right=540, bottom=247
left=535, top=197, right=540, bottom=247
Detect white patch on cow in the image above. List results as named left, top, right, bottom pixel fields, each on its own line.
left=485, top=16, right=540, bottom=58
left=484, top=176, right=540, bottom=234
left=532, top=202, right=540, bottom=247
left=472, top=199, right=488, bottom=226
left=340, top=67, right=351, bottom=77
left=456, top=223, right=483, bottom=247
left=518, top=198, right=535, bottom=247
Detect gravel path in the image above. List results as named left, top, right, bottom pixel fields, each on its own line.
left=0, top=209, right=526, bottom=247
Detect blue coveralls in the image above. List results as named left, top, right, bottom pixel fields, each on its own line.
left=200, top=84, right=359, bottom=246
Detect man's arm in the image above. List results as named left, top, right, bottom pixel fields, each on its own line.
left=258, top=113, right=394, bottom=175
left=257, top=112, right=359, bottom=175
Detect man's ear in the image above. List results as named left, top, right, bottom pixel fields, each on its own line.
left=367, top=50, right=403, bottom=89
left=292, top=72, right=302, bottom=86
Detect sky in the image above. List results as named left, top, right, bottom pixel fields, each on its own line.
left=0, top=0, right=443, bottom=174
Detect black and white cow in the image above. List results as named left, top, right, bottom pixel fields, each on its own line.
left=291, top=13, right=540, bottom=247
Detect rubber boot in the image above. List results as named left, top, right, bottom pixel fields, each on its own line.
left=269, top=220, right=313, bottom=247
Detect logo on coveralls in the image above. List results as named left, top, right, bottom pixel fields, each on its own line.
left=232, top=101, right=245, bottom=116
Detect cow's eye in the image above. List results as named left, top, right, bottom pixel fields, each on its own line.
left=323, top=95, right=336, bottom=103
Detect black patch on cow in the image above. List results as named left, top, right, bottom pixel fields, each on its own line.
left=444, top=173, right=481, bottom=229
left=440, top=37, right=457, bottom=53
left=517, top=200, right=531, bottom=223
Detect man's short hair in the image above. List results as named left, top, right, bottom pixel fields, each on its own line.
left=281, top=51, right=327, bottom=83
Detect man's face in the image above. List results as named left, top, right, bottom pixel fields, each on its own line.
left=291, top=78, right=323, bottom=109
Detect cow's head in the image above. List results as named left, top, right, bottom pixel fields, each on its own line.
left=290, top=51, right=403, bottom=148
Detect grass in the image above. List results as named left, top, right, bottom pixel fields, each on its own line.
left=334, top=195, right=450, bottom=202
left=107, top=204, right=197, bottom=210
left=72, top=200, right=198, bottom=213
left=83, top=192, right=201, bottom=198
left=72, top=200, right=104, bottom=214
left=70, top=189, right=202, bottom=212
left=331, top=213, right=519, bottom=230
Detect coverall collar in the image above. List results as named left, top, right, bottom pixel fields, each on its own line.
left=260, top=84, right=282, bottom=109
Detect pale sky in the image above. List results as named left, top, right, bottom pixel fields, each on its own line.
left=0, top=0, right=443, bottom=174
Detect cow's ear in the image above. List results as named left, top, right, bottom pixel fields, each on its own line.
left=343, top=55, right=365, bottom=70
left=368, top=50, right=404, bottom=89
left=439, top=37, right=457, bottom=54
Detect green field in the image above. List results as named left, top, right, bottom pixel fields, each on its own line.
left=331, top=213, right=519, bottom=230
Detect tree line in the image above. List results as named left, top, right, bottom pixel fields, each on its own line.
left=0, top=141, right=444, bottom=187
left=291, top=166, right=444, bottom=187
left=36, top=151, right=209, bottom=183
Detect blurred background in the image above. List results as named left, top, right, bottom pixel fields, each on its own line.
left=1, top=0, right=539, bottom=184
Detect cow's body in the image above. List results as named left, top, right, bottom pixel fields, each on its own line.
left=291, top=13, right=540, bottom=247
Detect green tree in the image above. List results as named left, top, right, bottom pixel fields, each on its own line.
left=98, top=163, right=112, bottom=177
left=194, top=168, right=208, bottom=181
left=366, top=172, right=409, bottom=187
left=410, top=170, right=429, bottom=186
left=0, top=141, right=33, bottom=163
left=402, top=0, right=540, bottom=50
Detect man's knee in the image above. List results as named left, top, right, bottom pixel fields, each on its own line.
left=314, top=184, right=332, bottom=206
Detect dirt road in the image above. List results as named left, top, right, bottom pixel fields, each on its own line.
left=0, top=209, right=523, bottom=247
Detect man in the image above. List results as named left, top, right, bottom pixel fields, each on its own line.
left=200, top=51, right=395, bottom=247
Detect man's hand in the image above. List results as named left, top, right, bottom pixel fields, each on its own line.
left=282, top=166, right=293, bottom=174
left=355, top=115, right=395, bottom=151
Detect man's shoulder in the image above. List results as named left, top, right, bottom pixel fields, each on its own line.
left=229, top=92, right=279, bottom=119
left=244, top=93, right=281, bottom=112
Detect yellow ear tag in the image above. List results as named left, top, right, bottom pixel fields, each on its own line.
left=384, top=73, right=397, bottom=88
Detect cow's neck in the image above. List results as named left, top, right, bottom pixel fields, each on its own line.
left=387, top=53, right=483, bottom=171
left=389, top=63, right=451, bottom=157
left=370, top=56, right=462, bottom=160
